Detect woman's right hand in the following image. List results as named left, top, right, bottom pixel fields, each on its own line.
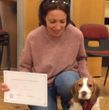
left=0, top=83, right=10, bottom=92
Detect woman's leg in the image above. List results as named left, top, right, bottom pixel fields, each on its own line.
left=54, top=71, right=80, bottom=110
left=28, top=85, right=57, bottom=110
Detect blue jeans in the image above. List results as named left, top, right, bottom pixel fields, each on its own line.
left=28, top=71, right=80, bottom=110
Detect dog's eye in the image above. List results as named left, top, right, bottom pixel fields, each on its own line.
left=78, top=84, right=82, bottom=87
left=88, top=84, right=92, bottom=87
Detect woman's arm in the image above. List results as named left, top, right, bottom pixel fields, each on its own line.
left=18, top=37, right=33, bottom=72
left=77, top=34, right=91, bottom=77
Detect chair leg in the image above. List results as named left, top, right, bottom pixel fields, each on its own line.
left=0, top=46, right=3, bottom=69
left=7, top=38, right=11, bottom=70
left=0, top=47, right=2, bottom=67
left=104, top=66, right=109, bottom=86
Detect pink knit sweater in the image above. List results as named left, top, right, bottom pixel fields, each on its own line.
left=19, top=24, right=90, bottom=84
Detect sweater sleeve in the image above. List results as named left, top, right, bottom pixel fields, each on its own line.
left=18, top=36, right=33, bottom=72
left=77, top=34, right=91, bottom=77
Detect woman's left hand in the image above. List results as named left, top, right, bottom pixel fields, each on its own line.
left=0, top=83, right=10, bottom=92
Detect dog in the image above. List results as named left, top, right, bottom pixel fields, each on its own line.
left=69, top=77, right=100, bottom=110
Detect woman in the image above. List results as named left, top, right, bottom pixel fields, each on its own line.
left=1, top=0, right=90, bottom=110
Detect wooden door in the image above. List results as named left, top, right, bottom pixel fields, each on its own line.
left=72, top=0, right=105, bottom=28
left=23, top=0, right=40, bottom=38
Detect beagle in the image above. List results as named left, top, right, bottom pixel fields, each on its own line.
left=69, top=77, right=100, bottom=110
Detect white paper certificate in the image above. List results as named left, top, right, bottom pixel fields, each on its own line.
left=3, top=70, right=47, bottom=107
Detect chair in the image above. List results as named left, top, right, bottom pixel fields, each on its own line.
left=80, top=24, right=109, bottom=86
left=0, top=16, right=10, bottom=70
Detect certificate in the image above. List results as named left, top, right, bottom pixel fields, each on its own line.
left=3, top=70, right=47, bottom=107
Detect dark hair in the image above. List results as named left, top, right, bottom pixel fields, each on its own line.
left=39, top=0, right=71, bottom=26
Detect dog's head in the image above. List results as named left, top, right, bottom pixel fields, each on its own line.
left=71, top=77, right=100, bottom=104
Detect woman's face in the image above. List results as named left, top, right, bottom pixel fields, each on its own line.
left=45, top=9, right=67, bottom=37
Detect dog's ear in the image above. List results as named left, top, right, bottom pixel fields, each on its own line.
left=90, top=83, right=100, bottom=104
left=70, top=82, right=79, bottom=102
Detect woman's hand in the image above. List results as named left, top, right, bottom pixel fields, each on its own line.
left=0, top=83, right=10, bottom=92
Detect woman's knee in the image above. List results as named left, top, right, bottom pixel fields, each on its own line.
left=54, top=71, right=80, bottom=97
left=55, top=71, right=80, bottom=88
